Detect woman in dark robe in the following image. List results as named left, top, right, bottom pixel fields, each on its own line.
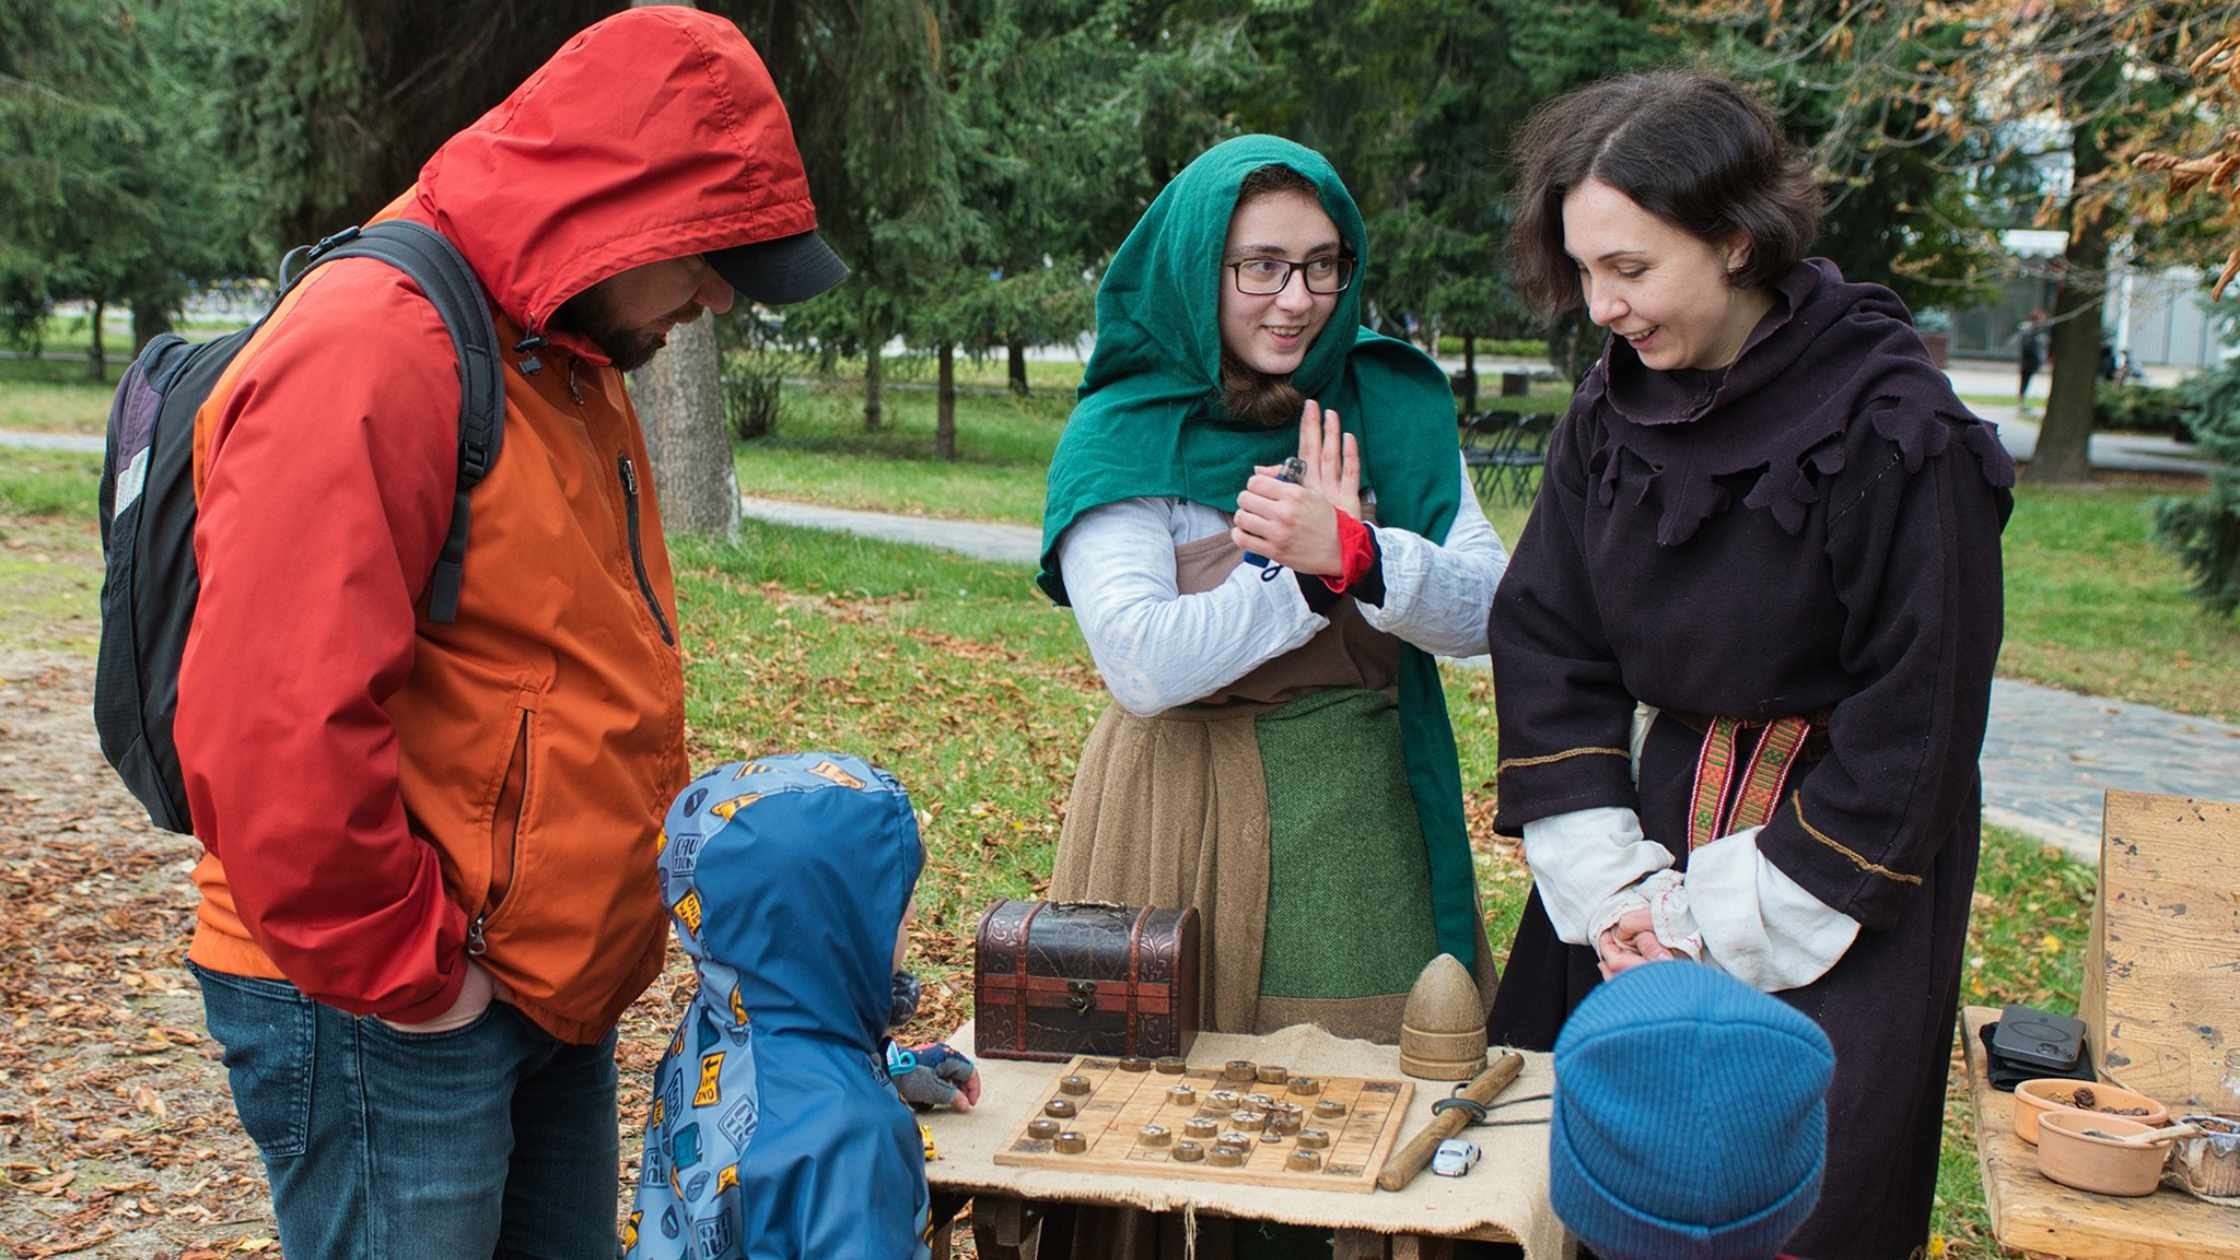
left=1483, top=72, right=2013, bottom=1260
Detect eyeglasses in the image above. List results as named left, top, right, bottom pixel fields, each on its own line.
left=1227, top=255, right=1354, bottom=296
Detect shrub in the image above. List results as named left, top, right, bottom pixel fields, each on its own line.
left=719, top=307, right=795, bottom=441
left=723, top=354, right=786, bottom=441
left=1435, top=334, right=1549, bottom=357
left=2094, top=382, right=2191, bottom=440
left=2153, top=351, right=2240, bottom=616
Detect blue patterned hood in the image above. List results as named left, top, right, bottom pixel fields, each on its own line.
left=627, top=752, right=929, bottom=1260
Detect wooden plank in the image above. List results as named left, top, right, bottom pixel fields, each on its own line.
left=969, top=1195, right=1048, bottom=1260
left=990, top=1054, right=1413, bottom=1194
left=1960, top=1006, right=2240, bottom=1259
left=2081, top=791, right=2240, bottom=1110
left=1332, top=1229, right=1389, bottom=1260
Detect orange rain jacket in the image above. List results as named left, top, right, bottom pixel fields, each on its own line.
left=177, top=8, right=820, bottom=1043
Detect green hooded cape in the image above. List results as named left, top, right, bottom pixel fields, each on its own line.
left=1037, top=134, right=1479, bottom=971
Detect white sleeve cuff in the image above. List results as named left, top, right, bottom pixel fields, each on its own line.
left=1683, top=825, right=1861, bottom=992
left=1357, top=460, right=1509, bottom=659
left=1058, top=499, right=1327, bottom=715
left=1522, top=806, right=1675, bottom=947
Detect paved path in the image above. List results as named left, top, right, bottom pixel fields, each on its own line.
left=1978, top=681, right=2239, bottom=858
left=738, top=495, right=1042, bottom=565
left=1, top=431, right=102, bottom=453
left=8, top=431, right=2232, bottom=860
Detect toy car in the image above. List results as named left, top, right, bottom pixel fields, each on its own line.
left=1431, top=1138, right=1480, bottom=1177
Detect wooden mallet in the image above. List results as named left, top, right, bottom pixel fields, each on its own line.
left=1375, top=1051, right=1526, bottom=1192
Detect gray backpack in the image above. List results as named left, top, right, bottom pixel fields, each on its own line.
left=94, top=221, right=504, bottom=832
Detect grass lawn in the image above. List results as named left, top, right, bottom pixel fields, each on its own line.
left=736, top=377, right=1074, bottom=525
left=0, top=357, right=126, bottom=434
left=734, top=367, right=1573, bottom=526
left=2002, top=478, right=2240, bottom=721
left=735, top=380, right=2239, bottom=720
left=0, top=449, right=103, bottom=655
left=0, top=445, right=2125, bottom=1258
left=7, top=361, right=2234, bottom=716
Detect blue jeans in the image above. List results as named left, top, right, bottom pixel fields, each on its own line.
left=193, top=963, right=622, bottom=1259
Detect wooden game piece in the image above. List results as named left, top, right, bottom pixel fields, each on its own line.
left=1055, top=1131, right=1088, bottom=1154
left=1222, top=1060, right=1256, bottom=1082
left=1376, top=1052, right=1525, bottom=1192
left=1287, top=1149, right=1322, bottom=1172
left=1120, top=1057, right=1153, bottom=1072
left=1058, top=1074, right=1092, bottom=1096
left=1207, top=1088, right=1241, bottom=1107
left=1288, top=1077, right=1323, bottom=1096
left=994, top=1054, right=1413, bottom=1194
left=1314, top=1098, right=1347, bottom=1119
left=1045, top=1098, right=1078, bottom=1119
left=1209, top=1143, right=1246, bottom=1167
left=1399, top=954, right=1489, bottom=1081
left=1155, top=1056, right=1187, bottom=1074
left=1257, top=1064, right=1289, bottom=1086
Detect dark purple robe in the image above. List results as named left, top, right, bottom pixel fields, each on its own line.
left=1487, top=259, right=2014, bottom=1260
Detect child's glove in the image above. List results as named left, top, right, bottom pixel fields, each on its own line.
left=889, top=1041, right=982, bottom=1112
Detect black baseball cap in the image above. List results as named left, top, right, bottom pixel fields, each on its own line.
left=707, top=229, right=849, bottom=304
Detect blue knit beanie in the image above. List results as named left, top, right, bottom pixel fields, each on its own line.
left=1549, top=962, right=1833, bottom=1260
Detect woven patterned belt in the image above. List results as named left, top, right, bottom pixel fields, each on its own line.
left=1662, top=708, right=1834, bottom=850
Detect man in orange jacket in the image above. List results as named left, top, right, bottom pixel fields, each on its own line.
left=174, top=11, right=844, bottom=1255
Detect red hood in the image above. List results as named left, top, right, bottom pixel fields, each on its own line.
left=413, top=7, right=817, bottom=335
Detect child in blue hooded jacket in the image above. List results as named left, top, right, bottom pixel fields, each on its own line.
left=625, top=753, right=970, bottom=1260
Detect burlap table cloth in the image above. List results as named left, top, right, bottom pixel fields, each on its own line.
left=922, top=1021, right=1572, bottom=1255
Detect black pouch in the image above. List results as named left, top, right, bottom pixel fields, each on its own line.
left=1980, top=1005, right=2096, bottom=1092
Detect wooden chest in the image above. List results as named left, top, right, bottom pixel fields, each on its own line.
left=973, top=900, right=1201, bottom=1062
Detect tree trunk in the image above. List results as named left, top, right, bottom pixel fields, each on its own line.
left=617, top=3, right=735, bottom=540
left=936, top=342, right=958, bottom=460
left=132, top=300, right=173, bottom=354
left=1462, top=333, right=1479, bottom=416
left=2032, top=127, right=2109, bottom=485
left=864, top=318, right=885, bottom=431
left=88, top=296, right=107, bottom=381
left=1008, top=339, right=1029, bottom=395
left=627, top=316, right=740, bottom=540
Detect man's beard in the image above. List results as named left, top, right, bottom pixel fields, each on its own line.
left=549, top=287, right=674, bottom=373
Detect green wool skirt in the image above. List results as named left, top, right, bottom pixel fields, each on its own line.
left=1051, top=687, right=1493, bottom=1044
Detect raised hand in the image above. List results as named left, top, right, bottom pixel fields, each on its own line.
left=1295, top=399, right=1361, bottom=521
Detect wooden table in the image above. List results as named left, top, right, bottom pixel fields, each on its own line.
left=920, top=1021, right=1572, bottom=1259
left=1959, top=1006, right=2240, bottom=1258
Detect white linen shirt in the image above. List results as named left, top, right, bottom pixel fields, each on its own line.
left=1056, top=457, right=1507, bottom=717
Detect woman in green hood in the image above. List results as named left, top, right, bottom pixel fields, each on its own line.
left=1039, top=135, right=1508, bottom=1044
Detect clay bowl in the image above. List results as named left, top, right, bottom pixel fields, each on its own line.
left=2036, top=1112, right=2175, bottom=1197
left=2013, top=1078, right=2170, bottom=1145
left=2168, top=1113, right=2240, bottom=1202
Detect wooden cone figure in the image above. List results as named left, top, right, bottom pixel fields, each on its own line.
left=1399, top=953, right=1488, bottom=1080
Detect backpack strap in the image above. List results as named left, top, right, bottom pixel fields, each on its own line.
left=280, top=222, right=505, bottom=624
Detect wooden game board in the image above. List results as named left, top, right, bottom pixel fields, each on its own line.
left=990, top=1055, right=1414, bottom=1193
